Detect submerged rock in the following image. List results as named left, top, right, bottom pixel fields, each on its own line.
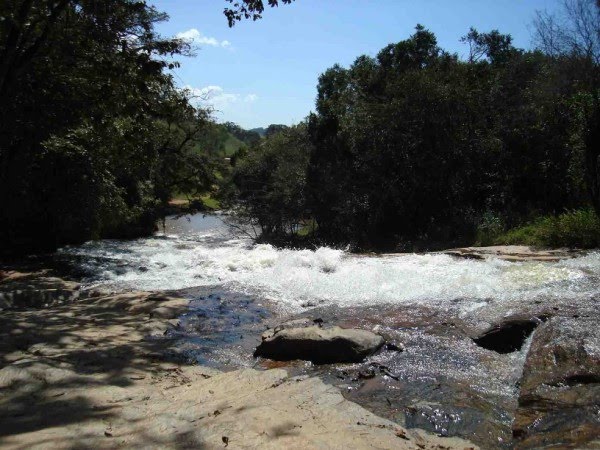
left=254, top=320, right=385, bottom=364
left=513, top=317, right=600, bottom=449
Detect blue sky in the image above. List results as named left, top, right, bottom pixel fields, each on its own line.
left=151, top=0, right=562, bottom=129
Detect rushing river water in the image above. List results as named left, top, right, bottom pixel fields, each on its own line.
left=58, top=213, right=600, bottom=315
left=56, top=213, right=600, bottom=448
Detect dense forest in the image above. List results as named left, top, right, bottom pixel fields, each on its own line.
left=0, top=0, right=270, bottom=256
left=227, top=1, right=600, bottom=250
left=1, top=0, right=598, bottom=255
left=0, top=1, right=212, bottom=255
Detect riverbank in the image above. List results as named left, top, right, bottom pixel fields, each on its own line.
left=0, top=270, right=476, bottom=449
left=4, top=211, right=600, bottom=449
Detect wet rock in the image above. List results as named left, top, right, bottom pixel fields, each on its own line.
left=472, top=317, right=542, bottom=353
left=254, top=321, right=384, bottom=364
left=384, top=341, right=405, bottom=352
left=357, top=367, right=377, bottom=380
left=513, top=317, right=600, bottom=449
left=0, top=274, right=82, bottom=309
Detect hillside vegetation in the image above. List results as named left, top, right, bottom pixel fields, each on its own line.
left=225, top=8, right=600, bottom=251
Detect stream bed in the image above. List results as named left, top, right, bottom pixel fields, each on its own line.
left=55, top=213, right=600, bottom=449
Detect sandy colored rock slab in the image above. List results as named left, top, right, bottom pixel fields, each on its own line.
left=443, top=245, right=583, bottom=262
left=0, top=362, right=477, bottom=449
left=255, top=321, right=385, bottom=363
left=0, top=270, right=82, bottom=309
left=0, top=273, right=476, bottom=450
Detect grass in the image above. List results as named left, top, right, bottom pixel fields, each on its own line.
left=199, top=194, right=220, bottom=210
left=490, top=209, right=600, bottom=249
left=170, top=193, right=221, bottom=211
left=296, top=219, right=318, bottom=237
left=223, top=135, right=245, bottom=156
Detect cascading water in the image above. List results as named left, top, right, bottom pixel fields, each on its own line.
left=58, top=214, right=600, bottom=316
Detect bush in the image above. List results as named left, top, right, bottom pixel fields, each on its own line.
left=494, top=209, right=600, bottom=248
left=475, top=211, right=505, bottom=246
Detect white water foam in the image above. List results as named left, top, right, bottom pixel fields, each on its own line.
left=58, top=215, right=600, bottom=315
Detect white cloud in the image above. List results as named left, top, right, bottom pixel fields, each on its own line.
left=176, top=28, right=231, bottom=48
left=183, top=85, right=259, bottom=113
left=183, top=85, right=238, bottom=110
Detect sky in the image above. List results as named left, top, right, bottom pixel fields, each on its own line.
left=151, top=0, right=563, bottom=129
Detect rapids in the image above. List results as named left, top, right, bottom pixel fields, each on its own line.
left=58, top=213, right=600, bottom=319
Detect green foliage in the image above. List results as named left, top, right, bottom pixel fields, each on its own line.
left=265, top=124, right=289, bottom=137
left=224, top=122, right=262, bottom=147
left=0, top=1, right=220, bottom=254
left=228, top=22, right=599, bottom=250
left=225, top=124, right=312, bottom=239
left=224, top=0, right=294, bottom=26
left=200, top=194, right=221, bottom=210
left=475, top=212, right=506, bottom=246
left=305, top=25, right=573, bottom=249
left=494, top=209, right=600, bottom=248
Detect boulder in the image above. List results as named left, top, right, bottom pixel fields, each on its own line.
left=513, top=317, right=600, bottom=449
left=254, top=321, right=384, bottom=364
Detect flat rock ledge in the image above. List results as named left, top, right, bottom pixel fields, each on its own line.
left=443, top=245, right=582, bottom=262
left=254, top=319, right=385, bottom=364
left=0, top=270, right=84, bottom=309
left=0, top=272, right=476, bottom=449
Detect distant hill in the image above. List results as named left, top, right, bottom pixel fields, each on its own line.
left=223, top=134, right=245, bottom=156
left=193, top=123, right=292, bottom=158
left=264, top=124, right=289, bottom=137
left=250, top=125, right=290, bottom=138
left=250, top=127, right=266, bottom=137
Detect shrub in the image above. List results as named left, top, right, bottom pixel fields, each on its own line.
left=494, top=209, right=600, bottom=248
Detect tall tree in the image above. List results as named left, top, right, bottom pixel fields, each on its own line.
left=533, top=0, right=600, bottom=214
left=0, top=1, right=216, bottom=254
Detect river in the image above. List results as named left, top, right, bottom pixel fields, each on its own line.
left=55, top=213, right=600, bottom=448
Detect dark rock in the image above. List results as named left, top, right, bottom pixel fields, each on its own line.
left=254, top=321, right=384, bottom=364
left=384, top=342, right=405, bottom=352
left=513, top=317, right=600, bottom=449
left=472, top=318, right=542, bottom=353
left=357, top=368, right=376, bottom=380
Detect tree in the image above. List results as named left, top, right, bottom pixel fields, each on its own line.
left=226, top=124, right=312, bottom=240
left=460, top=28, right=519, bottom=64
left=0, top=1, right=185, bottom=105
left=224, top=23, right=595, bottom=250
left=224, top=0, right=294, bottom=27
left=265, top=124, right=289, bottom=137
left=305, top=26, right=584, bottom=249
left=533, top=0, right=600, bottom=214
left=0, top=1, right=217, bottom=254
left=533, top=0, right=599, bottom=63
left=224, top=122, right=262, bottom=146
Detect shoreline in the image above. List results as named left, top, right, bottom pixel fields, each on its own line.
left=0, top=270, right=476, bottom=449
